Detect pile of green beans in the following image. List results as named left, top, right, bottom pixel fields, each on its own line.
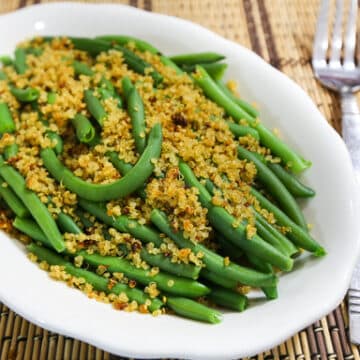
left=193, top=65, right=311, bottom=174
left=237, top=146, right=308, bottom=229
left=28, top=243, right=163, bottom=312
left=0, top=34, right=325, bottom=324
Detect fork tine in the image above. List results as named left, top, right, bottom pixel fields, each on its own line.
left=329, top=0, right=344, bottom=68
left=344, top=0, right=358, bottom=69
left=313, top=0, right=331, bottom=67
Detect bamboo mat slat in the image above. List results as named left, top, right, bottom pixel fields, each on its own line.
left=0, top=0, right=358, bottom=359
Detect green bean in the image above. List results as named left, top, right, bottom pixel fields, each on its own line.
left=32, top=36, right=47, bottom=43
left=193, top=66, right=311, bottom=173
left=27, top=243, right=162, bottom=311
left=215, top=79, right=259, bottom=118
left=106, top=151, right=147, bottom=198
left=202, top=63, right=228, bottom=81
left=200, top=269, right=238, bottom=290
left=246, top=253, right=278, bottom=300
left=45, top=131, right=63, bottom=155
left=0, top=55, right=13, bottom=66
left=170, top=52, right=225, bottom=65
left=84, top=89, right=107, bottom=127
left=69, top=37, right=111, bottom=56
left=122, top=77, right=146, bottom=154
left=99, top=77, right=123, bottom=108
left=14, top=217, right=64, bottom=249
left=207, top=286, right=248, bottom=311
left=0, top=71, right=7, bottom=80
left=227, top=122, right=260, bottom=140
left=121, top=77, right=133, bottom=98
left=107, top=152, right=134, bottom=175
left=78, top=199, right=200, bottom=279
left=0, top=158, right=65, bottom=252
left=24, top=47, right=43, bottom=57
left=215, top=233, right=243, bottom=259
left=159, top=56, right=183, bottom=74
left=71, top=114, right=96, bottom=144
left=13, top=217, right=50, bottom=245
left=14, top=48, right=27, bottom=74
left=57, top=212, right=82, bottom=235
left=0, top=176, right=29, bottom=218
left=10, top=86, right=39, bottom=103
left=47, top=91, right=57, bottom=105
left=96, top=35, right=160, bottom=54
left=29, top=242, right=104, bottom=287
left=268, top=163, right=315, bottom=198
left=178, top=162, right=293, bottom=271
left=246, top=253, right=272, bottom=275
left=237, top=145, right=307, bottom=229
left=75, top=208, right=94, bottom=229
left=0, top=103, right=15, bottom=135
left=182, top=63, right=228, bottom=81
left=193, top=69, right=257, bottom=125
left=181, top=167, right=212, bottom=208
left=3, top=143, right=18, bottom=160
left=251, top=187, right=325, bottom=256
left=41, top=123, right=162, bottom=202
left=98, top=75, right=125, bottom=108
left=258, top=125, right=312, bottom=173
left=139, top=251, right=201, bottom=280
left=98, top=88, right=113, bottom=101
left=73, top=60, right=94, bottom=77
left=87, top=132, right=101, bottom=147
left=69, top=38, right=163, bottom=86
left=166, top=297, right=221, bottom=324
left=99, top=76, right=115, bottom=93
left=254, top=210, right=298, bottom=257
left=262, top=286, right=278, bottom=300
left=150, top=209, right=278, bottom=287
left=79, top=199, right=162, bottom=246
left=78, top=251, right=210, bottom=298
left=255, top=215, right=292, bottom=256
left=111, top=282, right=163, bottom=312
left=113, top=44, right=163, bottom=86
left=204, top=178, right=217, bottom=196
left=207, top=206, right=292, bottom=271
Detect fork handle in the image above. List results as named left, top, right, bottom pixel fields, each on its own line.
left=341, top=92, right=360, bottom=174
left=344, top=92, right=360, bottom=344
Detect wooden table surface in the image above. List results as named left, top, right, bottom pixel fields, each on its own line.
left=0, top=1, right=359, bottom=359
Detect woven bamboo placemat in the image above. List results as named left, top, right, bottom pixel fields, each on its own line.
left=0, top=0, right=358, bottom=359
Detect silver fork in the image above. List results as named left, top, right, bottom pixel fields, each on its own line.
left=312, top=0, right=360, bottom=344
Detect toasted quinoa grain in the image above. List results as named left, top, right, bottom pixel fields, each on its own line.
left=145, top=282, right=160, bottom=298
